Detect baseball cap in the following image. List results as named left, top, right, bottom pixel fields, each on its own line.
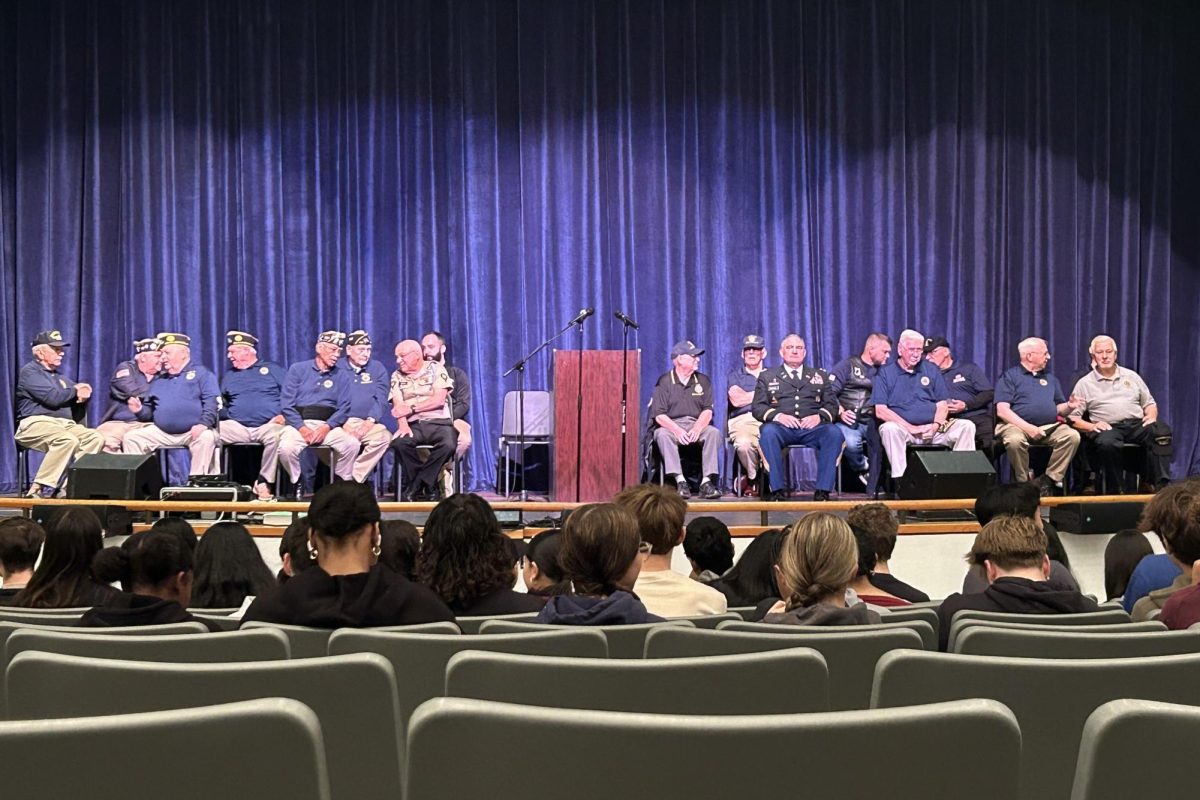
left=670, top=340, right=705, bottom=359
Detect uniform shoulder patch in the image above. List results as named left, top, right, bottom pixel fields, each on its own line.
left=115, top=368, right=130, bottom=378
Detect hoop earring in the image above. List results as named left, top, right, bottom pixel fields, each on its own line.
left=371, top=539, right=382, bottom=557
left=307, top=543, right=318, bottom=560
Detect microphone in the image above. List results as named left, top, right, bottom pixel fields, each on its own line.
left=568, top=307, right=595, bottom=326
left=613, top=311, right=640, bottom=329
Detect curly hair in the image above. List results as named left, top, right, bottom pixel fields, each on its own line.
left=1139, top=478, right=1200, bottom=564
left=414, top=493, right=516, bottom=608
left=846, top=503, right=899, bottom=560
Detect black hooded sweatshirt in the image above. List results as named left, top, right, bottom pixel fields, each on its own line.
left=78, top=593, right=224, bottom=632
left=936, top=576, right=1099, bottom=650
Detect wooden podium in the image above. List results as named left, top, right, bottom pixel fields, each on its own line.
left=553, top=349, right=641, bottom=502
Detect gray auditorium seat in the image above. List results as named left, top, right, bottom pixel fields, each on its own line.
left=404, top=697, right=1021, bottom=800
left=662, top=612, right=742, bottom=629
left=445, top=648, right=829, bottom=713
left=946, top=617, right=1160, bottom=652
left=1070, top=699, right=1200, bottom=800
left=6, top=651, right=400, bottom=800
left=0, top=698, right=330, bottom=800
left=3, top=627, right=290, bottom=673
left=478, top=619, right=696, bottom=658
left=453, top=612, right=540, bottom=634
left=875, top=606, right=940, bottom=649
left=954, top=625, right=1200, bottom=658
left=239, top=621, right=334, bottom=658
left=871, top=650, right=1200, bottom=800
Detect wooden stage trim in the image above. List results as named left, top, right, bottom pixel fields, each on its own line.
left=4, top=494, right=1146, bottom=539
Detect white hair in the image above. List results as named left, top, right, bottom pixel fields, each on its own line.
left=1089, top=335, right=1117, bottom=354
left=898, top=329, right=924, bottom=345
left=1017, top=337, right=1047, bottom=356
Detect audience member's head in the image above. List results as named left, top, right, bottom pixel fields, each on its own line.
left=613, top=484, right=686, bottom=556
left=710, top=529, right=785, bottom=606
left=1138, top=479, right=1200, bottom=569
left=148, top=516, right=199, bottom=552
left=558, top=503, right=645, bottom=597
left=969, top=515, right=1050, bottom=583
left=523, top=528, right=570, bottom=596
left=0, top=518, right=46, bottom=587
left=975, top=482, right=1071, bottom=569
left=774, top=513, right=857, bottom=610
left=378, top=520, right=421, bottom=579
left=850, top=523, right=878, bottom=579
left=414, top=493, right=516, bottom=609
left=190, top=522, right=276, bottom=608
left=306, top=482, right=381, bottom=574
left=94, top=530, right=196, bottom=606
left=278, top=516, right=314, bottom=583
left=847, top=503, right=899, bottom=565
left=682, top=516, right=734, bottom=579
left=15, top=507, right=106, bottom=608
left=1104, top=529, right=1153, bottom=601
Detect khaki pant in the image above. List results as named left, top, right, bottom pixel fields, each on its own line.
left=123, top=425, right=220, bottom=475
left=218, top=419, right=285, bottom=483
left=726, top=413, right=762, bottom=479
left=440, top=419, right=471, bottom=494
left=96, top=420, right=150, bottom=453
left=879, top=419, right=976, bottom=478
left=277, top=421, right=361, bottom=483
left=15, top=416, right=104, bottom=489
left=996, top=421, right=1080, bottom=483
left=343, top=418, right=391, bottom=482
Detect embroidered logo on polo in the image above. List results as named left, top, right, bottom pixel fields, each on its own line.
left=693, top=384, right=703, bottom=395
left=953, top=374, right=967, bottom=383
left=920, top=376, right=930, bottom=386
left=361, top=374, right=372, bottom=383
left=185, top=371, right=196, bottom=381
left=259, top=366, right=269, bottom=375
left=1039, top=379, right=1048, bottom=386
left=322, top=379, right=333, bottom=389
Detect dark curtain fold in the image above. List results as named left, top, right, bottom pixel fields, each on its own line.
left=1, top=0, right=1197, bottom=492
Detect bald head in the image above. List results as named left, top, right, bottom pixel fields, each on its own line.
left=394, top=339, right=424, bottom=374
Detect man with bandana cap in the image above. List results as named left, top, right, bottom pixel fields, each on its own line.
left=339, top=330, right=392, bottom=483
left=218, top=331, right=287, bottom=501
left=15, top=330, right=104, bottom=497
left=277, top=330, right=360, bottom=495
left=124, top=332, right=221, bottom=484
left=96, top=337, right=162, bottom=454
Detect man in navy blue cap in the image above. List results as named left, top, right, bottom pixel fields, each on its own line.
left=96, top=337, right=161, bottom=454
left=277, top=331, right=360, bottom=494
left=124, top=332, right=221, bottom=484
left=649, top=340, right=721, bottom=500
left=339, top=329, right=392, bottom=483
left=726, top=334, right=767, bottom=495
left=14, top=330, right=104, bottom=497
left=924, top=335, right=995, bottom=454
left=218, top=330, right=287, bottom=501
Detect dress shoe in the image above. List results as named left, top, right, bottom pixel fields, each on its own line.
left=675, top=481, right=691, bottom=500
left=698, top=481, right=721, bottom=500
left=812, top=490, right=831, bottom=502
left=765, top=489, right=791, bottom=502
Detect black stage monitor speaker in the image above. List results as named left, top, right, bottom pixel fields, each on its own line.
left=1049, top=502, right=1146, bottom=535
left=67, top=453, right=163, bottom=500
left=899, top=450, right=996, bottom=500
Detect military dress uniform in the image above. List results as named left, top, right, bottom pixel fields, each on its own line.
left=339, top=331, right=393, bottom=483
left=277, top=334, right=360, bottom=486
left=96, top=337, right=160, bottom=453
left=752, top=364, right=844, bottom=496
left=389, top=360, right=457, bottom=500
left=218, top=331, right=288, bottom=490
left=123, top=334, right=221, bottom=482
left=14, top=331, right=104, bottom=493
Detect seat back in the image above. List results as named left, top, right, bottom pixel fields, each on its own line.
left=662, top=612, right=742, bottom=629
left=7, top=651, right=401, bottom=800
left=0, top=698, right=330, bottom=800
left=478, top=619, right=695, bottom=658
left=947, top=615, right=1153, bottom=652
left=501, top=391, right=554, bottom=437
left=327, top=627, right=608, bottom=738
left=446, top=648, right=829, bottom=714
left=190, top=613, right=241, bottom=631
left=5, top=627, right=290, bottom=670
left=0, top=610, right=86, bottom=626
left=241, top=621, right=334, bottom=658
left=955, top=626, right=1200, bottom=658
left=405, top=697, right=1020, bottom=800
left=688, top=622, right=927, bottom=709
left=453, top=613, right=540, bottom=634
left=871, top=650, right=1200, bottom=800
left=728, top=605, right=759, bottom=621
left=1070, top=699, right=1200, bottom=800
left=874, top=607, right=939, bottom=649
left=951, top=607, right=1130, bottom=628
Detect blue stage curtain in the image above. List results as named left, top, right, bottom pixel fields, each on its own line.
left=1, top=0, right=1197, bottom=492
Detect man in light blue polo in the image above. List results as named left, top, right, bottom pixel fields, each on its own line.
left=872, top=329, right=975, bottom=480
left=995, top=337, right=1081, bottom=495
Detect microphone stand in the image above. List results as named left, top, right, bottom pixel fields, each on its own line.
left=503, top=319, right=579, bottom=501
left=617, top=317, right=636, bottom=488
left=574, top=318, right=585, bottom=502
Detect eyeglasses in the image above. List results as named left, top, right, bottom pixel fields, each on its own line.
left=637, top=541, right=653, bottom=557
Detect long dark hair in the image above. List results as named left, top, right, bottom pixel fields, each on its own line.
left=15, top=507, right=110, bottom=608
left=524, top=528, right=571, bottom=596
left=414, top=493, right=515, bottom=608
left=191, top=522, right=277, bottom=608
left=1104, top=529, right=1153, bottom=601
left=707, top=529, right=786, bottom=606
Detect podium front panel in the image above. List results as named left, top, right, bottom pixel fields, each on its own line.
left=552, top=349, right=641, bottom=502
